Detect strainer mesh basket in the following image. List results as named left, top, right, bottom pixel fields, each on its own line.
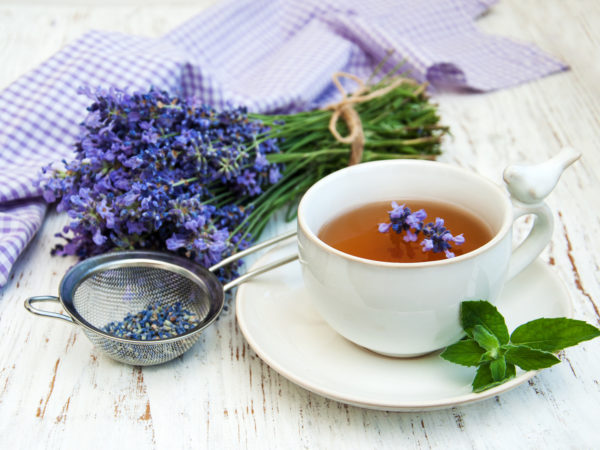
left=26, top=232, right=296, bottom=366
left=66, top=259, right=220, bottom=366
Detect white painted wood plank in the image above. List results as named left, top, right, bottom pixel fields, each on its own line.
left=0, top=0, right=599, bottom=448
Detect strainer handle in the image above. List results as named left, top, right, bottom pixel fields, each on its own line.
left=24, top=296, right=74, bottom=324
left=223, top=254, right=299, bottom=291
left=209, top=230, right=296, bottom=272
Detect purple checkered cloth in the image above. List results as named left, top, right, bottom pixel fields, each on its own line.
left=0, top=0, right=566, bottom=287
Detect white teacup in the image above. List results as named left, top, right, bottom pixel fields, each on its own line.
left=297, top=154, right=577, bottom=357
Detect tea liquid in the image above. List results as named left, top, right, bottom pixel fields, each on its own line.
left=318, top=199, right=494, bottom=263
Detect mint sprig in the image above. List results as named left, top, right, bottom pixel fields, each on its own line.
left=440, top=300, right=600, bottom=393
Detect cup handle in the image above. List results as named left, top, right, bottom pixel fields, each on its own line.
left=506, top=201, right=553, bottom=281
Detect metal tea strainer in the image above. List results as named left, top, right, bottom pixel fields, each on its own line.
left=24, top=231, right=297, bottom=366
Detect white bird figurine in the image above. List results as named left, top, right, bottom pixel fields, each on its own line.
left=503, top=147, right=581, bottom=204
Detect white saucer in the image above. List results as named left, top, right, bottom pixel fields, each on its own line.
left=235, top=240, right=573, bottom=411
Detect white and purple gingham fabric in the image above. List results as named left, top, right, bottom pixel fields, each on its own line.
left=0, top=0, right=566, bottom=286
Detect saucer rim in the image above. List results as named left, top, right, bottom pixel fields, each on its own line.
left=236, top=254, right=573, bottom=411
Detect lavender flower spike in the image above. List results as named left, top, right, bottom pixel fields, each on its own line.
left=40, top=87, right=285, bottom=283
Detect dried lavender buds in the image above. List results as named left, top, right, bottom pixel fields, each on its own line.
left=102, top=302, right=201, bottom=340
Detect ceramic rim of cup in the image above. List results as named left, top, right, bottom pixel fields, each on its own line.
left=297, top=159, right=513, bottom=268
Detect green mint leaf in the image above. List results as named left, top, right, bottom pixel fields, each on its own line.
left=440, top=339, right=485, bottom=366
left=443, top=301, right=600, bottom=394
left=472, top=324, right=500, bottom=352
left=511, top=318, right=600, bottom=352
left=490, top=357, right=507, bottom=381
left=461, top=301, right=509, bottom=344
left=472, top=363, right=494, bottom=391
left=504, top=344, right=561, bottom=370
left=472, top=362, right=516, bottom=393
left=506, top=362, right=516, bottom=379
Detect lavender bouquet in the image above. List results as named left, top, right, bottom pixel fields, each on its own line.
left=41, top=75, right=446, bottom=281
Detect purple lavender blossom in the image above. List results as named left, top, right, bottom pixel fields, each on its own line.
left=378, top=202, right=465, bottom=259
left=378, top=222, right=392, bottom=233
left=420, top=217, right=465, bottom=258
left=93, top=229, right=107, bottom=246
left=96, top=198, right=115, bottom=229
left=166, top=234, right=187, bottom=251
left=39, top=87, right=285, bottom=282
left=254, top=152, right=269, bottom=170
left=268, top=166, right=282, bottom=184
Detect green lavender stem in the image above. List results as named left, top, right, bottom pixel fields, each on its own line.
left=241, top=77, right=446, bottom=240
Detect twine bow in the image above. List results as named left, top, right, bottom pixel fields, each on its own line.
left=324, top=72, right=426, bottom=165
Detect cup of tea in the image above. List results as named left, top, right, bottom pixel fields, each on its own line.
left=297, top=151, right=578, bottom=357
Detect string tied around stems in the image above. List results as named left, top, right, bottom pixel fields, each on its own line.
left=324, top=72, right=427, bottom=165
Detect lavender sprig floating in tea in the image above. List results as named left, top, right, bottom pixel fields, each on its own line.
left=378, top=202, right=465, bottom=258
left=421, top=217, right=466, bottom=258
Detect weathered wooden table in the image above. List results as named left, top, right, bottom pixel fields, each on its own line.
left=1, top=1, right=599, bottom=448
